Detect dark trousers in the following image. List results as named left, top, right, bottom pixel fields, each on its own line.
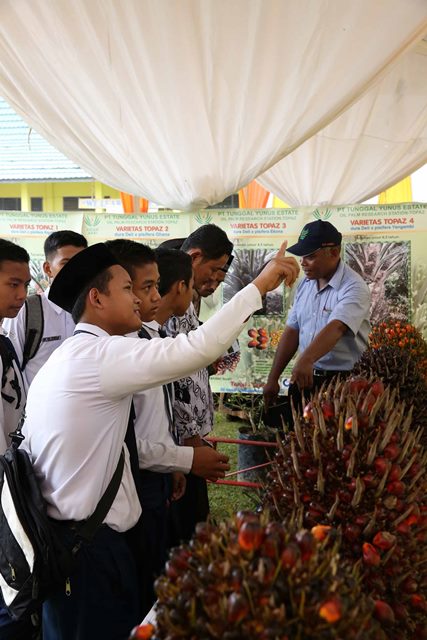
left=42, top=525, right=140, bottom=640
left=0, top=597, right=36, bottom=639
left=168, top=473, right=209, bottom=546
left=138, top=470, right=172, bottom=618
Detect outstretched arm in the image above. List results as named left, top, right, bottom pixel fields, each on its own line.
left=100, top=246, right=300, bottom=397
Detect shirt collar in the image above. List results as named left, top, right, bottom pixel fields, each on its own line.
left=44, top=286, right=64, bottom=316
left=143, top=320, right=160, bottom=332
left=74, top=322, right=110, bottom=338
left=326, top=259, right=345, bottom=290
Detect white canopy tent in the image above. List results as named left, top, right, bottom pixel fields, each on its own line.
left=0, top=0, right=426, bottom=210
left=258, top=40, right=427, bottom=206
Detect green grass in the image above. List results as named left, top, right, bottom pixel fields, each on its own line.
left=207, top=411, right=261, bottom=521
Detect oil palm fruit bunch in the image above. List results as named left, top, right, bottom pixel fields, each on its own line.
left=264, top=377, right=427, bottom=640
left=153, top=513, right=382, bottom=640
left=354, top=344, right=427, bottom=446
left=369, top=320, right=427, bottom=380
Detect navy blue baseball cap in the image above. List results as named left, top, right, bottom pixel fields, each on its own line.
left=287, top=220, right=342, bottom=256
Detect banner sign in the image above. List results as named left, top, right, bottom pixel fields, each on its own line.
left=1, top=203, right=426, bottom=393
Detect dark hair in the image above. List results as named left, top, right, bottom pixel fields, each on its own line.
left=157, top=238, right=185, bottom=251
left=0, top=239, right=30, bottom=267
left=105, top=240, right=156, bottom=279
left=154, top=248, right=193, bottom=296
left=44, top=230, right=88, bottom=260
left=71, top=268, right=113, bottom=323
left=180, top=224, right=233, bottom=260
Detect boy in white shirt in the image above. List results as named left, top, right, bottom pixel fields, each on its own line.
left=0, top=239, right=32, bottom=639
left=106, top=241, right=197, bottom=614
left=3, top=230, right=87, bottom=389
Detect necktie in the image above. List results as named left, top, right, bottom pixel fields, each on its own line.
left=124, top=401, right=142, bottom=498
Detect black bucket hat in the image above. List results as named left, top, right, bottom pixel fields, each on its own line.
left=49, top=243, right=118, bottom=313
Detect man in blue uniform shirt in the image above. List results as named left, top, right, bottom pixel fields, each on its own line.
left=263, top=220, right=370, bottom=423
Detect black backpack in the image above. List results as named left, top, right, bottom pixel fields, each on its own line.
left=0, top=429, right=124, bottom=624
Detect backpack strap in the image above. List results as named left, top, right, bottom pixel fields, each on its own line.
left=22, top=294, right=44, bottom=370
left=0, top=336, right=14, bottom=390
left=73, top=450, right=125, bottom=545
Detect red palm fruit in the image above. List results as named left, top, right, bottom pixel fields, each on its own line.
left=410, top=594, right=427, bottom=612
left=236, top=510, right=259, bottom=528
left=392, top=602, right=408, bottom=621
left=296, top=530, right=315, bottom=561
left=374, top=457, right=388, bottom=476
left=311, top=525, right=331, bottom=542
left=401, top=577, right=418, bottom=594
left=194, top=521, right=213, bottom=543
left=344, top=416, right=353, bottom=431
left=321, top=401, right=334, bottom=420
left=258, top=327, right=268, bottom=336
left=404, top=513, right=419, bottom=527
left=258, top=335, right=269, bottom=345
left=408, top=461, right=421, bottom=477
left=388, top=464, right=401, bottom=481
left=256, top=343, right=268, bottom=350
left=165, top=560, right=179, bottom=579
left=383, top=444, right=400, bottom=460
left=248, top=328, right=257, bottom=338
left=363, top=543, right=381, bottom=567
left=362, top=473, right=377, bottom=488
left=303, top=402, right=313, bottom=420
left=374, top=600, right=395, bottom=625
left=129, top=624, right=155, bottom=639
left=396, top=521, right=410, bottom=535
left=386, top=481, right=405, bottom=496
left=261, top=532, right=281, bottom=558
left=238, top=521, right=264, bottom=551
left=348, top=377, right=370, bottom=393
left=230, top=567, right=243, bottom=591
left=281, top=543, right=299, bottom=569
left=248, top=339, right=258, bottom=348
left=227, top=592, right=249, bottom=623
left=373, top=532, right=396, bottom=551
left=319, top=596, right=342, bottom=623
left=304, top=467, right=318, bottom=480
left=343, top=524, right=361, bottom=543
left=371, top=380, right=385, bottom=397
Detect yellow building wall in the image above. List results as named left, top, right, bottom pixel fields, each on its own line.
left=0, top=181, right=121, bottom=212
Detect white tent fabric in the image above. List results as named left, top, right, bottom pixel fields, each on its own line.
left=0, top=0, right=426, bottom=211
left=258, top=41, right=427, bottom=206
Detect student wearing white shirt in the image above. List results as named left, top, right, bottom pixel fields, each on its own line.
left=0, top=239, right=33, bottom=639
left=162, top=225, right=234, bottom=545
left=3, top=230, right=87, bottom=389
left=106, top=241, right=196, bottom=615
left=22, top=242, right=299, bottom=640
